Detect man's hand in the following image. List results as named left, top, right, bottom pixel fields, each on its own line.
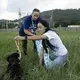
left=24, top=29, right=35, bottom=36
left=14, top=36, right=25, bottom=40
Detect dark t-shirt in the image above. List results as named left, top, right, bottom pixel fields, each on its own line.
left=19, top=15, right=40, bottom=36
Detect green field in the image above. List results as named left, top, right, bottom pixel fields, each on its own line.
left=0, top=30, right=80, bottom=80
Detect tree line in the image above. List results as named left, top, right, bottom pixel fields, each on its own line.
left=40, top=9, right=80, bottom=27
left=0, top=9, right=80, bottom=29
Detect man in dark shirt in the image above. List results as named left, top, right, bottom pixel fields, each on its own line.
left=19, top=8, right=41, bottom=55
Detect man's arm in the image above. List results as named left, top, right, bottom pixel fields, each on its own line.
left=14, top=35, right=48, bottom=40
left=23, top=16, right=35, bottom=36
left=27, top=35, right=48, bottom=40
left=24, top=29, right=35, bottom=36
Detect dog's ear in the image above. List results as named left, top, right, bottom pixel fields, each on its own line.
left=7, top=53, right=20, bottom=62
left=13, top=53, right=19, bottom=58
left=7, top=54, right=13, bottom=62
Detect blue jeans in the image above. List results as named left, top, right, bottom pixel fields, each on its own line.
left=44, top=53, right=68, bottom=69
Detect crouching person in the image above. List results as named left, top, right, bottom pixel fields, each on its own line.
left=14, top=19, right=68, bottom=70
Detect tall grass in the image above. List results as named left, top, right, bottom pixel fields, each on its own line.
left=0, top=30, right=80, bottom=80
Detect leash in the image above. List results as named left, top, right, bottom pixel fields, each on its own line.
left=15, top=40, right=21, bottom=59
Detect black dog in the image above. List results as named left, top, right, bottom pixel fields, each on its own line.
left=6, top=52, right=22, bottom=80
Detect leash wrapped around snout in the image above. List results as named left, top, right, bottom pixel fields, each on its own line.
left=15, top=40, right=21, bottom=59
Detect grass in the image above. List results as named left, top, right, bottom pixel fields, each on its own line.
left=0, top=30, right=80, bottom=80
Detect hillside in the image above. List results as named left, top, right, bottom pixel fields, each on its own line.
left=0, top=9, right=80, bottom=28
